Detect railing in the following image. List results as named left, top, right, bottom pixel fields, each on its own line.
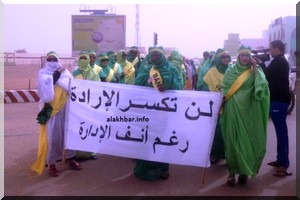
left=3, top=52, right=76, bottom=67
left=3, top=52, right=16, bottom=66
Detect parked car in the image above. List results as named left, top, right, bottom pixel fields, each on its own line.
left=285, top=54, right=297, bottom=114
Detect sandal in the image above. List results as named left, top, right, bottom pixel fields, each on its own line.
left=49, top=164, right=59, bottom=177
left=238, top=175, right=248, bottom=184
left=267, top=161, right=280, bottom=167
left=210, top=156, right=220, bottom=164
left=227, top=174, right=235, bottom=186
left=90, top=154, right=98, bottom=160
left=68, top=159, right=82, bottom=170
left=160, top=171, right=169, bottom=180
left=273, top=167, right=292, bottom=177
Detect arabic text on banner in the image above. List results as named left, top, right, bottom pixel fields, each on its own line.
left=65, top=79, right=222, bottom=167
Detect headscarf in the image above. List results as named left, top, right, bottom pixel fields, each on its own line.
left=150, top=46, right=167, bottom=69
left=135, top=46, right=182, bottom=90
left=107, top=50, right=116, bottom=66
left=107, top=50, right=122, bottom=77
left=44, top=51, right=61, bottom=74
left=235, top=45, right=252, bottom=69
left=88, top=49, right=97, bottom=56
left=237, top=45, right=252, bottom=55
left=168, top=50, right=183, bottom=70
left=116, top=50, right=128, bottom=67
left=38, top=51, right=73, bottom=102
left=98, top=53, right=109, bottom=68
left=78, top=51, right=90, bottom=70
left=127, top=46, right=139, bottom=62
left=196, top=51, right=215, bottom=90
left=73, top=51, right=99, bottom=81
left=98, top=53, right=116, bottom=82
left=211, top=48, right=230, bottom=74
left=47, top=51, right=59, bottom=59
left=88, top=49, right=97, bottom=66
left=143, top=46, right=155, bottom=65
left=168, top=50, right=185, bottom=86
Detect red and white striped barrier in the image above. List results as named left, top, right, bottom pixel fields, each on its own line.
left=3, top=90, right=40, bottom=103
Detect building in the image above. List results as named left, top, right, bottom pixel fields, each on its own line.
left=224, top=16, right=296, bottom=56
left=224, top=33, right=240, bottom=56
left=267, top=16, right=296, bottom=55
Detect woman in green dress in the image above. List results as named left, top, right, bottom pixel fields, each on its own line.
left=220, top=45, right=270, bottom=186
left=98, top=53, right=118, bottom=83
left=116, top=50, right=136, bottom=85
left=107, top=50, right=123, bottom=83
left=72, top=51, right=100, bottom=160
left=195, top=51, right=215, bottom=91
left=204, top=48, right=231, bottom=164
left=133, top=46, right=182, bottom=181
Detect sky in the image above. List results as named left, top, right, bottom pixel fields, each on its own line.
left=1, top=0, right=298, bottom=58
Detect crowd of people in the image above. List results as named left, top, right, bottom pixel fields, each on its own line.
left=32, top=40, right=292, bottom=187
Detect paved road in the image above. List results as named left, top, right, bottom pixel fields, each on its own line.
left=3, top=100, right=297, bottom=197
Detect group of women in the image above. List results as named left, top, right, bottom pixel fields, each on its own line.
left=33, top=45, right=271, bottom=187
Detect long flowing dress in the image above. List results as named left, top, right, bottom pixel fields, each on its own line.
left=32, top=65, right=75, bottom=175
left=133, top=48, right=182, bottom=180
left=203, top=49, right=230, bottom=161
left=219, top=61, right=270, bottom=177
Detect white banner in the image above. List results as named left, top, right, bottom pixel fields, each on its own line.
left=65, top=79, right=222, bottom=167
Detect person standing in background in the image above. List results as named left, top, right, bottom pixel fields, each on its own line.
left=116, top=50, right=135, bottom=85
left=197, top=51, right=209, bottom=73
left=98, top=53, right=118, bottom=83
left=127, top=46, right=143, bottom=76
left=182, top=56, right=193, bottom=90
left=196, top=51, right=215, bottom=91
left=260, top=40, right=292, bottom=177
left=186, top=59, right=197, bottom=90
left=107, top=50, right=123, bottom=83
left=72, top=51, right=100, bottom=160
left=196, top=51, right=210, bottom=83
left=88, top=49, right=102, bottom=75
left=203, top=48, right=231, bottom=164
left=72, top=51, right=100, bottom=81
left=167, top=50, right=185, bottom=89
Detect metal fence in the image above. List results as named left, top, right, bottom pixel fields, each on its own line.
left=3, top=52, right=76, bottom=67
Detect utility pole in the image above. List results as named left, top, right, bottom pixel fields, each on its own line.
left=153, top=32, right=158, bottom=46
left=135, top=4, right=141, bottom=47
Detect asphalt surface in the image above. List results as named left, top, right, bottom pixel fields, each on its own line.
left=3, top=99, right=297, bottom=197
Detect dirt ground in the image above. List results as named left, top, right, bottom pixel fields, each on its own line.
left=4, top=64, right=40, bottom=90
left=4, top=64, right=75, bottom=90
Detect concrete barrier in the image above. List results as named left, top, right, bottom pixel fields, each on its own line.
left=2, top=90, right=40, bottom=103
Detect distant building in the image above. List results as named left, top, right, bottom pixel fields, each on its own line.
left=267, top=16, right=296, bottom=55
left=224, top=33, right=240, bottom=56
left=224, top=16, right=296, bottom=56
